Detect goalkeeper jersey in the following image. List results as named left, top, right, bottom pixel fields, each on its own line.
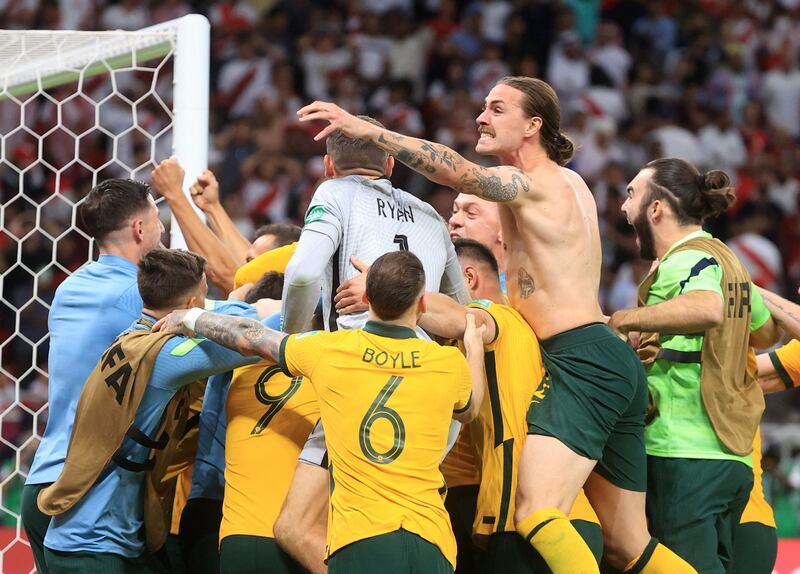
left=298, top=175, right=467, bottom=332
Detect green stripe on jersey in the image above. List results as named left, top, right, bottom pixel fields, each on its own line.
left=170, top=337, right=204, bottom=356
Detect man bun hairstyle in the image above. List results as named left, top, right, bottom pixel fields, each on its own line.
left=453, top=237, right=499, bottom=276
left=326, top=115, right=389, bottom=173
left=366, top=251, right=425, bottom=321
left=138, top=249, right=206, bottom=310
left=498, top=76, right=574, bottom=166
left=645, top=158, right=736, bottom=224
left=79, top=179, right=153, bottom=244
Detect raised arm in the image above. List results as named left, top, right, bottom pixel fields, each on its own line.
left=190, top=169, right=252, bottom=263
left=154, top=309, right=286, bottom=362
left=297, top=102, right=531, bottom=203
left=419, top=293, right=496, bottom=345
left=152, top=158, right=239, bottom=294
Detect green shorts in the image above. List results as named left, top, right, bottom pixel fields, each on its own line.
left=731, top=522, right=777, bottom=574
left=646, top=457, right=754, bottom=574
left=219, top=535, right=305, bottom=574
left=22, top=483, right=51, bottom=574
left=483, top=521, right=602, bottom=573
left=178, top=497, right=222, bottom=574
left=527, top=323, right=648, bottom=491
left=44, top=548, right=156, bottom=574
left=328, top=529, right=452, bottom=574
left=443, top=484, right=484, bottom=574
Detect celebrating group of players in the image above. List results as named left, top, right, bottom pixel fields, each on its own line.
left=17, top=76, right=800, bottom=574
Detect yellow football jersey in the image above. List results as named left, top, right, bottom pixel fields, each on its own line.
left=219, top=360, right=319, bottom=540
left=170, top=466, right=193, bottom=535
left=441, top=424, right=481, bottom=489
left=466, top=300, right=599, bottom=540
left=740, top=429, right=776, bottom=527
left=233, top=242, right=297, bottom=289
left=769, top=338, right=800, bottom=389
left=280, top=321, right=473, bottom=568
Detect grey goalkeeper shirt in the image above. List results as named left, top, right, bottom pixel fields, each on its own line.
left=282, top=175, right=468, bottom=333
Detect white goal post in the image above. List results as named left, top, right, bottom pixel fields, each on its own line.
left=0, top=15, right=209, bottom=572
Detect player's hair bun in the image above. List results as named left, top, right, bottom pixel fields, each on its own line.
left=696, top=170, right=735, bottom=219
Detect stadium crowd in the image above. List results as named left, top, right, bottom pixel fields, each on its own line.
left=4, top=0, right=800, bottom=572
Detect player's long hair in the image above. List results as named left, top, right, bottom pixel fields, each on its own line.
left=645, top=158, right=736, bottom=224
left=498, top=76, right=574, bottom=166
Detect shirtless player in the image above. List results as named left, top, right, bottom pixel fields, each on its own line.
left=298, top=77, right=694, bottom=574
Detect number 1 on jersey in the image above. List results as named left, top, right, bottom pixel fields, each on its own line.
left=359, top=375, right=406, bottom=464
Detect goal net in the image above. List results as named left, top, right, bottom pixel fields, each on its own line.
left=0, top=15, right=209, bottom=572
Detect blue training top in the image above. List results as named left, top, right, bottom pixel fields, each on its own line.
left=28, top=255, right=142, bottom=486
left=44, top=300, right=259, bottom=557
left=189, top=311, right=283, bottom=501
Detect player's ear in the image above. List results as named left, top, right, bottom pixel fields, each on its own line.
left=324, top=155, right=336, bottom=178
left=361, top=291, right=369, bottom=305
left=650, top=199, right=665, bottom=224
left=463, top=265, right=478, bottom=290
left=132, top=216, right=144, bottom=244
left=417, top=293, right=426, bottom=315
left=384, top=156, right=395, bottom=177
left=525, top=116, right=542, bottom=138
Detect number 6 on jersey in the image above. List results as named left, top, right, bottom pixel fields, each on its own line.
left=359, top=375, right=406, bottom=464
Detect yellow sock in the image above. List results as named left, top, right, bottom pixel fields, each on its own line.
left=624, top=538, right=697, bottom=574
left=516, top=507, right=600, bottom=574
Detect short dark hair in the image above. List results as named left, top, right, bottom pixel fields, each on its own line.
left=454, top=238, right=499, bottom=275
left=79, top=179, right=153, bottom=243
left=326, top=116, right=389, bottom=173
left=253, top=223, right=301, bottom=248
left=245, top=271, right=285, bottom=303
left=138, top=249, right=206, bottom=310
left=644, top=158, right=736, bottom=224
left=366, top=251, right=425, bottom=321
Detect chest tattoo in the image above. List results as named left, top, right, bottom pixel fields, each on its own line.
left=518, top=268, right=535, bottom=299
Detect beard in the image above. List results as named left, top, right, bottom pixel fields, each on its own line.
left=631, top=206, right=657, bottom=261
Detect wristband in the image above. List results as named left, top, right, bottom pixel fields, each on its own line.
left=182, top=307, right=205, bottom=332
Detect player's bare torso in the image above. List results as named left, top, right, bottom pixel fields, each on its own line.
left=500, top=163, right=604, bottom=340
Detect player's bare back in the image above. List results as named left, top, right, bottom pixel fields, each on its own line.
left=501, top=163, right=604, bottom=339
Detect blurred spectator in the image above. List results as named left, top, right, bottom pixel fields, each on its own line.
left=698, top=108, right=747, bottom=180
left=216, top=32, right=272, bottom=119
left=100, top=0, right=147, bottom=30
left=762, top=50, right=800, bottom=138
left=547, top=30, right=589, bottom=107
left=590, top=21, right=631, bottom=89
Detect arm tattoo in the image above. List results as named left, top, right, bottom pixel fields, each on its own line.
left=518, top=268, right=535, bottom=299
left=376, top=131, right=529, bottom=201
left=194, top=312, right=284, bottom=362
left=458, top=167, right=530, bottom=202
left=762, top=291, right=800, bottom=326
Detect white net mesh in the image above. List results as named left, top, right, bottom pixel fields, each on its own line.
left=0, top=28, right=178, bottom=574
